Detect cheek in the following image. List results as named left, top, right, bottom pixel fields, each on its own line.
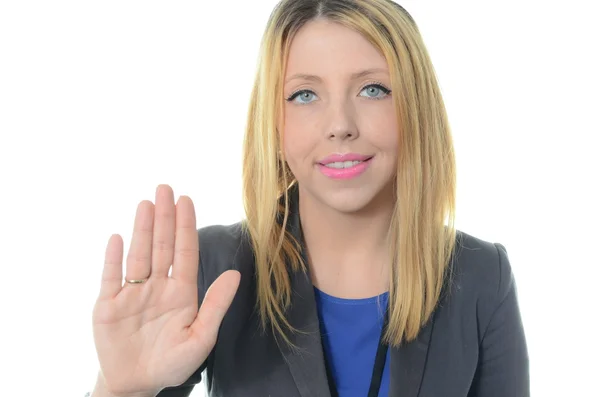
left=283, top=126, right=311, bottom=169
left=362, top=104, right=400, bottom=151
left=282, top=109, right=318, bottom=166
left=380, top=122, right=400, bottom=152
left=372, top=101, right=400, bottom=142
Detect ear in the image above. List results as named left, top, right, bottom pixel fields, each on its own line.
left=276, top=127, right=285, bottom=160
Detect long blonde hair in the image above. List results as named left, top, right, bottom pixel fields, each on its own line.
left=241, top=0, right=458, bottom=347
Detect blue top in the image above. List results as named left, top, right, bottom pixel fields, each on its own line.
left=314, top=287, right=391, bottom=397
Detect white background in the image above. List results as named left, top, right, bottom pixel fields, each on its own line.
left=1, top=1, right=599, bottom=396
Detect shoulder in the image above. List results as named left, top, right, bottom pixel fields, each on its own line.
left=446, top=230, right=518, bottom=336
left=451, top=229, right=515, bottom=303
left=197, top=221, right=246, bottom=261
left=196, top=221, right=253, bottom=289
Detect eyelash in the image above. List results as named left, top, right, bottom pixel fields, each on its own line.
left=285, top=82, right=392, bottom=104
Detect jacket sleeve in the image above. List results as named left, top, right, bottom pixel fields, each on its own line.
left=468, top=243, right=530, bottom=397
left=155, top=228, right=212, bottom=397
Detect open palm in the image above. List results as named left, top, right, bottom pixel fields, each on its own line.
left=92, top=185, right=240, bottom=397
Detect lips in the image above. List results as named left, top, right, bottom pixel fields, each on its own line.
left=317, top=156, right=373, bottom=179
left=318, top=153, right=373, bottom=165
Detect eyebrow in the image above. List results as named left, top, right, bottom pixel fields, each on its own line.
left=284, top=68, right=389, bottom=84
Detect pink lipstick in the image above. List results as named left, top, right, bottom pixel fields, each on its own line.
left=317, top=153, right=373, bottom=180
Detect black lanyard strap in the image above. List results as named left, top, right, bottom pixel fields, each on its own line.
left=367, top=308, right=390, bottom=397
left=325, top=308, right=390, bottom=397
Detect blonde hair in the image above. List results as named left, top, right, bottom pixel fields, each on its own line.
left=242, top=0, right=458, bottom=347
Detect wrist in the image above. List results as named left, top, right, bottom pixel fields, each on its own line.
left=91, top=371, right=157, bottom=397
left=90, top=372, right=117, bottom=397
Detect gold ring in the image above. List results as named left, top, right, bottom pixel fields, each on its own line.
left=125, top=278, right=149, bottom=284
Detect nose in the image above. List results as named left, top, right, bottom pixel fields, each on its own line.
left=328, top=129, right=356, bottom=140
left=326, top=100, right=359, bottom=141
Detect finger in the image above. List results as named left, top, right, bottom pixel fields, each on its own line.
left=98, top=234, right=124, bottom=300
left=125, top=200, right=154, bottom=282
left=170, top=195, right=199, bottom=284
left=189, top=270, right=241, bottom=355
left=152, top=184, right=176, bottom=278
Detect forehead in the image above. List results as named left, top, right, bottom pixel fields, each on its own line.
left=285, top=19, right=389, bottom=80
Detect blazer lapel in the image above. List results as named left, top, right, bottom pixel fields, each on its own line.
left=276, top=184, right=332, bottom=397
left=388, top=243, right=453, bottom=396
left=389, top=313, right=435, bottom=396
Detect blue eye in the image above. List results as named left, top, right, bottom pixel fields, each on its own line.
left=288, top=90, right=317, bottom=105
left=359, top=84, right=391, bottom=99
left=286, top=83, right=391, bottom=105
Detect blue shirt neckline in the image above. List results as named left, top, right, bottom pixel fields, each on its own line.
left=313, top=285, right=389, bottom=305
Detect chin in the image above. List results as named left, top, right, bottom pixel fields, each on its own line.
left=303, top=181, right=393, bottom=215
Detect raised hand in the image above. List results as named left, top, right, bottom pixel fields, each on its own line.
left=92, top=184, right=240, bottom=397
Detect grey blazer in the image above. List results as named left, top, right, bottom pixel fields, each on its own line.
left=157, top=188, right=530, bottom=397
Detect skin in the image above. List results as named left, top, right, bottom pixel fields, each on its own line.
left=93, top=185, right=241, bottom=397
left=281, top=19, right=399, bottom=299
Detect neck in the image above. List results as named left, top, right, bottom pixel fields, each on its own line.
left=298, top=184, right=395, bottom=299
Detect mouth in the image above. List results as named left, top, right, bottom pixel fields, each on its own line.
left=318, top=156, right=374, bottom=169
left=316, top=156, right=374, bottom=180
left=317, top=153, right=375, bottom=167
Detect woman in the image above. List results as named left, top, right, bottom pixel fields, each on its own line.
left=90, top=1, right=529, bottom=396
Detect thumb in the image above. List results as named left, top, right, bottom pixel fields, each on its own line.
left=188, top=270, right=241, bottom=357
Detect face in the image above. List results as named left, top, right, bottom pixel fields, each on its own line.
left=281, top=19, right=399, bottom=214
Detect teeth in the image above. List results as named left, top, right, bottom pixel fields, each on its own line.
left=324, top=160, right=363, bottom=169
